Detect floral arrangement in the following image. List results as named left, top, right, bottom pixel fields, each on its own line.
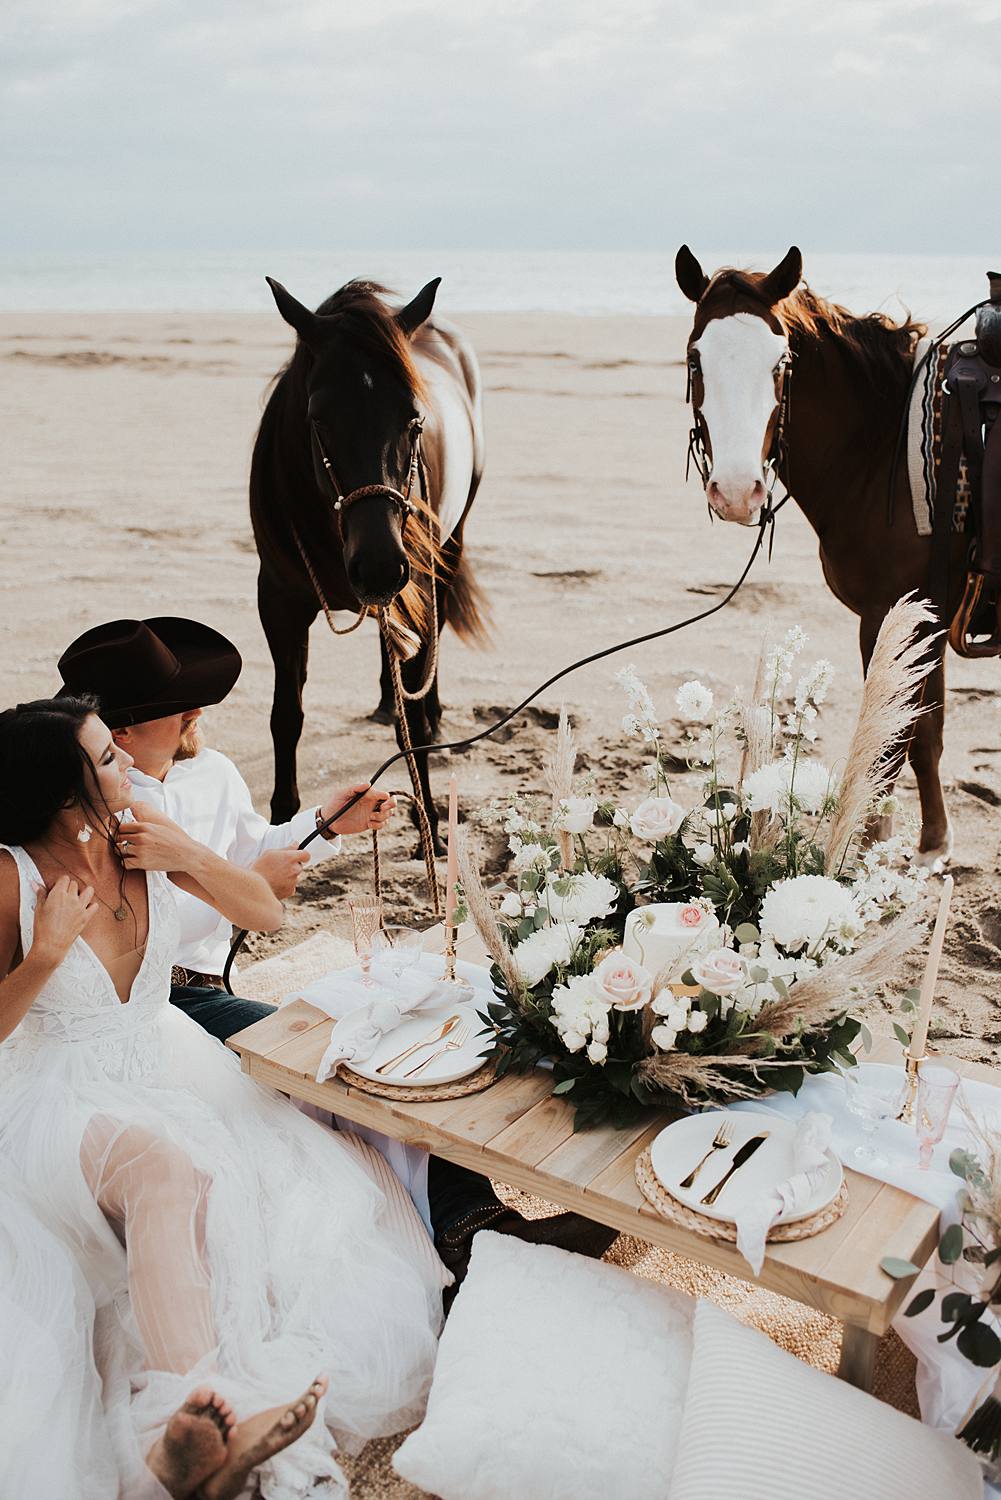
left=458, top=600, right=935, bottom=1129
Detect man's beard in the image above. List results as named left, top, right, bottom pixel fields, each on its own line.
left=173, top=722, right=203, bottom=763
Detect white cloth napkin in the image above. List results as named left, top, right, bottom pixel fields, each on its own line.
left=312, top=957, right=480, bottom=1082
left=733, top=1112, right=834, bottom=1275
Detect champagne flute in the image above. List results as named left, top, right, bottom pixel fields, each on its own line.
left=372, top=925, right=424, bottom=986
left=349, top=900, right=383, bottom=987
left=916, top=1064, right=959, bottom=1170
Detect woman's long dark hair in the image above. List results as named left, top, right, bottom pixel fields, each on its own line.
left=0, top=696, right=119, bottom=848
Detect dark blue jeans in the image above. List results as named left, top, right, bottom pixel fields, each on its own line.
left=169, top=983, right=275, bottom=1043
left=170, top=982, right=503, bottom=1235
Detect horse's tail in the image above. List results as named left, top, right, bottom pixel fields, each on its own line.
left=446, top=546, right=491, bottom=646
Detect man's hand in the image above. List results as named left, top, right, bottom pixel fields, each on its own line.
left=317, top=783, right=396, bottom=838
left=253, top=846, right=310, bottom=900
left=118, top=802, right=200, bottom=873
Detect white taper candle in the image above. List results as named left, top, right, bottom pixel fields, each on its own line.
left=908, top=875, right=953, bottom=1061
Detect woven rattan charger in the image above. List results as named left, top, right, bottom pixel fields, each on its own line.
left=339, top=1057, right=497, bottom=1103
left=635, top=1145, right=848, bottom=1245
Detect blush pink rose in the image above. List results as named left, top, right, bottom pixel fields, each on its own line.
left=592, top=950, right=654, bottom=1011
left=628, top=795, right=686, bottom=843
left=690, top=947, right=746, bottom=996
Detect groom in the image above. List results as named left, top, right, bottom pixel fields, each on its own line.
left=57, top=616, right=618, bottom=1273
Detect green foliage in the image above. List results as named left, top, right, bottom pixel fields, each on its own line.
left=880, top=1256, right=920, bottom=1279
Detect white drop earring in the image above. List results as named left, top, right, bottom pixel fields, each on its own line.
left=77, top=823, right=93, bottom=844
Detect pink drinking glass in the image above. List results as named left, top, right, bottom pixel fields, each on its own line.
left=349, top=900, right=384, bottom=987
left=915, top=1064, right=960, bottom=1170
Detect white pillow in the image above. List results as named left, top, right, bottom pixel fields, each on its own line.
left=667, top=1300, right=982, bottom=1500
left=393, top=1230, right=695, bottom=1500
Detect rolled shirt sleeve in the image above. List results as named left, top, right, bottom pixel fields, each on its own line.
left=225, top=767, right=341, bottom=868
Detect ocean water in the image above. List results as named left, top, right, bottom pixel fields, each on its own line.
left=0, top=248, right=996, bottom=321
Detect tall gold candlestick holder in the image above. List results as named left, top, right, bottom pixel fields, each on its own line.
left=896, top=1054, right=926, bottom=1124
left=443, top=923, right=458, bottom=982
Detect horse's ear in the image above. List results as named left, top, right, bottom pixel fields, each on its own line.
left=397, top=278, right=441, bottom=336
left=760, top=247, right=802, bottom=306
left=266, top=277, right=321, bottom=342
left=676, top=246, right=709, bottom=303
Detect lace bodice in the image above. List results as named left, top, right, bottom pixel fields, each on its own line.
left=0, top=843, right=179, bottom=1077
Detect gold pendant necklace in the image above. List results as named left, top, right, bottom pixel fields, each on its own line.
left=44, top=847, right=129, bottom=922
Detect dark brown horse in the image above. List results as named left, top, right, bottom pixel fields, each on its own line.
left=250, top=277, right=487, bottom=847
left=675, top=245, right=969, bottom=868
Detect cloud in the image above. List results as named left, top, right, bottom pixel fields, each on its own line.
left=1, top=0, right=998, bottom=252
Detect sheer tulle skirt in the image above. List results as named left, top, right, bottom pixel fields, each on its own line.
left=0, top=1008, right=447, bottom=1499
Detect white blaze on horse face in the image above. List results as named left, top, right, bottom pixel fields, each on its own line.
left=695, top=314, right=788, bottom=525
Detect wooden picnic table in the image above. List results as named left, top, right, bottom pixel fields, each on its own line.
left=228, top=925, right=995, bottom=1394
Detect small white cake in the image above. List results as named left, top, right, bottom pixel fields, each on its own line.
left=621, top=903, right=720, bottom=979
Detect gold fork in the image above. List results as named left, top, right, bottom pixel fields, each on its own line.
left=678, top=1121, right=732, bottom=1190
left=404, top=1022, right=471, bottom=1080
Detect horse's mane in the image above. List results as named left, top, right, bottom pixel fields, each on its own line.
left=312, top=279, right=428, bottom=401
left=705, top=268, right=925, bottom=410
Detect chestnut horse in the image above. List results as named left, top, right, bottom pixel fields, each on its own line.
left=675, top=246, right=969, bottom=867
left=251, top=277, right=487, bottom=847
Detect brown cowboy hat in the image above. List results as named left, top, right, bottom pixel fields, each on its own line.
left=57, top=618, right=242, bottom=729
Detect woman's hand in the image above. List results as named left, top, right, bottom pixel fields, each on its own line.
left=118, top=802, right=199, bottom=873
left=317, top=784, right=396, bottom=838
left=32, top=876, right=98, bottom=966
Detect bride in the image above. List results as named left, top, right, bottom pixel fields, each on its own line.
left=0, top=696, right=448, bottom=1499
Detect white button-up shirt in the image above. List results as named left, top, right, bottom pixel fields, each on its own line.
left=128, top=748, right=340, bottom=976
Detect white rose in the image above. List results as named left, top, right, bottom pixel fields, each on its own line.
left=500, top=891, right=522, bottom=917
left=562, top=1029, right=587, bottom=1053
left=612, top=807, right=630, bottom=828
left=666, top=1001, right=690, bottom=1031
left=512, top=841, right=552, bottom=873
left=591, top=950, right=654, bottom=1012
left=556, top=796, right=597, bottom=835
left=586, top=1040, right=608, bottom=1065
left=651, top=1024, right=678, bottom=1052
left=629, top=795, right=686, bottom=842
left=691, top=947, right=747, bottom=996
left=591, top=1016, right=610, bottom=1044
left=693, top=842, right=715, bottom=867
left=686, top=1008, right=709, bottom=1034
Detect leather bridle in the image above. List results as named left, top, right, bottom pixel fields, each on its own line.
left=684, top=339, right=793, bottom=550
left=310, top=413, right=425, bottom=541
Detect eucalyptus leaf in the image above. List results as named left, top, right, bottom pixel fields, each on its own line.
left=734, top=922, right=759, bottom=945
left=957, top=1321, right=1001, bottom=1369
left=892, top=1022, right=911, bottom=1048
left=903, top=1288, right=936, bottom=1317
left=938, top=1223, right=964, bottom=1264
left=858, top=1022, right=873, bottom=1054
left=880, top=1256, right=920, bottom=1280
left=552, top=1078, right=576, bottom=1095
left=941, top=1290, right=971, bottom=1323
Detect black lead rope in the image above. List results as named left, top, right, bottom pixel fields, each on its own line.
left=222, top=517, right=775, bottom=993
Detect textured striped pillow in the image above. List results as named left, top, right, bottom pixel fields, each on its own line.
left=668, top=1300, right=981, bottom=1500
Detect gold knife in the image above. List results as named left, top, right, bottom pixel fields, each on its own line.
left=699, top=1133, right=769, bottom=1207
left=376, top=1015, right=461, bottom=1076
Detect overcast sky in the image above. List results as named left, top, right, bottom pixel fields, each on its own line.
left=3, top=0, right=999, bottom=254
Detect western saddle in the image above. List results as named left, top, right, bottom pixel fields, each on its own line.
left=936, top=271, right=1001, bottom=658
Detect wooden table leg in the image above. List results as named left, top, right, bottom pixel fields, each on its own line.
left=838, top=1323, right=880, bottom=1391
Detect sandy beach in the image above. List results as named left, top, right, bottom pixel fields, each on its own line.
left=1, top=307, right=998, bottom=1063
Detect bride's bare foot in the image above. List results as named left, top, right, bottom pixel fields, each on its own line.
left=146, top=1386, right=236, bottom=1499
left=197, top=1376, right=328, bottom=1500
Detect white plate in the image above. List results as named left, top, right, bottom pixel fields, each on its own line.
left=347, top=996, right=492, bottom=1087
left=649, top=1110, right=843, bottom=1225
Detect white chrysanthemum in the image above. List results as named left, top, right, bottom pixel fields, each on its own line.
left=742, top=758, right=836, bottom=816
left=512, top=841, right=555, bottom=873
left=511, top=923, right=582, bottom=986
left=758, top=875, right=858, bottom=954
left=544, top=871, right=618, bottom=925
left=675, top=679, right=714, bottom=722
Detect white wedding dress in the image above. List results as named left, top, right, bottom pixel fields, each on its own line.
left=0, top=844, right=449, bottom=1500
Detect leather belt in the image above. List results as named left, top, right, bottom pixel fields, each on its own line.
left=171, top=966, right=225, bottom=990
